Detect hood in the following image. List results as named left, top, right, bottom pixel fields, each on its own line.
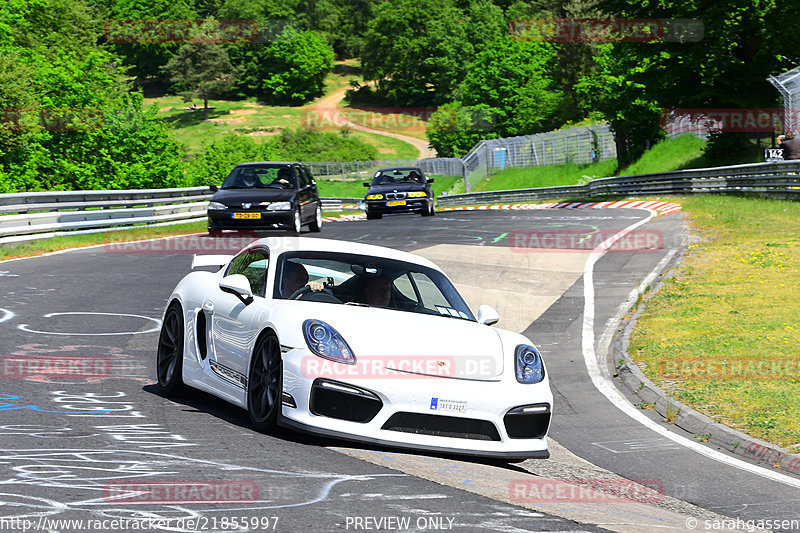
left=212, top=188, right=295, bottom=206
left=279, top=302, right=504, bottom=381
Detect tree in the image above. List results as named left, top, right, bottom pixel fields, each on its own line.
left=258, top=27, right=334, bottom=104
left=582, top=0, right=800, bottom=167
left=460, top=37, right=562, bottom=137
left=162, top=40, right=236, bottom=120
left=426, top=102, right=498, bottom=157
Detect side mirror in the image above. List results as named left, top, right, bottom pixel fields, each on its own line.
left=427, top=177, right=434, bottom=183
left=219, top=274, right=253, bottom=305
left=363, top=182, right=370, bottom=187
left=210, top=185, right=218, bottom=192
left=477, top=304, right=499, bottom=326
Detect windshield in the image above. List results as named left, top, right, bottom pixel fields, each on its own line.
left=274, top=251, right=475, bottom=321
left=221, top=165, right=297, bottom=190
left=370, top=168, right=425, bottom=186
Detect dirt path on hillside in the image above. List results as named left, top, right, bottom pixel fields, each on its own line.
left=307, top=88, right=436, bottom=159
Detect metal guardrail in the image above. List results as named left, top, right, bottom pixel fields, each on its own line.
left=0, top=187, right=366, bottom=246
left=437, top=160, right=800, bottom=206
left=0, top=187, right=214, bottom=245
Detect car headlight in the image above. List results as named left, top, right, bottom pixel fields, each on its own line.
left=261, top=201, right=291, bottom=211
left=407, top=191, right=427, bottom=198
left=515, top=344, right=544, bottom=384
left=366, top=194, right=383, bottom=200
left=303, top=319, right=355, bottom=364
left=207, top=201, right=227, bottom=210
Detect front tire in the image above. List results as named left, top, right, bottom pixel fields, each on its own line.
left=247, top=332, right=282, bottom=431
left=308, top=204, right=322, bottom=232
left=156, top=303, right=184, bottom=395
left=366, top=211, right=382, bottom=220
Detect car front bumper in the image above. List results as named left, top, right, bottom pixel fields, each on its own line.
left=279, top=348, right=553, bottom=460
left=208, top=209, right=293, bottom=230
left=365, top=199, right=430, bottom=215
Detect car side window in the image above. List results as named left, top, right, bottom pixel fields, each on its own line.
left=226, top=249, right=269, bottom=297
left=296, top=166, right=310, bottom=188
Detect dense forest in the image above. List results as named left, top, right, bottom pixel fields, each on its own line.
left=0, top=0, right=798, bottom=191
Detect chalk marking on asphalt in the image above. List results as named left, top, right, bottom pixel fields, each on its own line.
left=18, top=312, right=161, bottom=336
left=582, top=210, right=800, bottom=490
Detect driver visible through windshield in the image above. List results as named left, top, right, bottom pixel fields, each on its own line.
left=275, top=252, right=475, bottom=321
left=221, top=165, right=297, bottom=189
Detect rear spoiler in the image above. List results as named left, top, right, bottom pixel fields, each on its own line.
left=191, top=254, right=233, bottom=270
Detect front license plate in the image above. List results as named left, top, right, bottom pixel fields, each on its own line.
left=387, top=200, right=406, bottom=207
left=232, top=212, right=261, bottom=220
left=430, top=397, right=467, bottom=413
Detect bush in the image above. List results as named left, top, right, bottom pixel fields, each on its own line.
left=188, top=135, right=277, bottom=187
left=269, top=128, right=379, bottom=161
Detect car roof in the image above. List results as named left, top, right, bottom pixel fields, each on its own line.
left=235, top=161, right=304, bottom=167
left=250, top=237, right=441, bottom=271
left=375, top=166, right=423, bottom=172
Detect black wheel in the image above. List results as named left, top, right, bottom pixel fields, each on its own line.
left=208, top=228, right=222, bottom=237
left=308, top=204, right=322, bottom=232
left=247, top=332, right=282, bottom=431
left=366, top=211, right=382, bottom=220
left=291, top=208, right=303, bottom=234
left=156, top=303, right=184, bottom=395
left=421, top=203, right=432, bottom=217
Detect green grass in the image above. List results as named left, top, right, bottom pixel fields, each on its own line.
left=630, top=195, right=800, bottom=448
left=618, top=134, right=707, bottom=175
left=143, top=60, right=421, bottom=160
left=471, top=159, right=618, bottom=192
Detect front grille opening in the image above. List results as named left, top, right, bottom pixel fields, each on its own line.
left=503, top=404, right=551, bottom=439
left=309, top=379, right=383, bottom=423
left=381, top=412, right=500, bottom=441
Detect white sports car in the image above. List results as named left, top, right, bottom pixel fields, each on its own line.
left=157, top=237, right=552, bottom=460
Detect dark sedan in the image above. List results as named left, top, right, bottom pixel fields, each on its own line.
left=363, top=166, right=434, bottom=220
left=207, top=162, right=322, bottom=235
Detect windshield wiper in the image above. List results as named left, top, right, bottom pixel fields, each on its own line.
left=344, top=302, right=368, bottom=307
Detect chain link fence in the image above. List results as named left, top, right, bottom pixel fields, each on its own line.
left=304, top=124, right=618, bottom=193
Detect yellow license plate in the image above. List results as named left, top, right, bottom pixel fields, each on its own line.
left=387, top=200, right=406, bottom=207
left=232, top=212, right=261, bottom=219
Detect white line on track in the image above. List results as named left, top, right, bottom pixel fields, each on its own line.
left=0, top=308, right=14, bottom=324
left=582, top=210, right=800, bottom=490
left=18, top=312, right=161, bottom=336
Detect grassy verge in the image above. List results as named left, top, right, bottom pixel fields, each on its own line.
left=471, top=159, right=618, bottom=192
left=629, top=195, right=800, bottom=448
left=618, top=134, right=706, bottom=175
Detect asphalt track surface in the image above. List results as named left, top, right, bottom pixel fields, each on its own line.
left=0, top=208, right=797, bottom=532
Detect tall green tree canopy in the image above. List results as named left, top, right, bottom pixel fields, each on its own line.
left=163, top=40, right=237, bottom=119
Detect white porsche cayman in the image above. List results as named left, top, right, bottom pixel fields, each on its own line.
left=157, top=237, right=552, bottom=460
